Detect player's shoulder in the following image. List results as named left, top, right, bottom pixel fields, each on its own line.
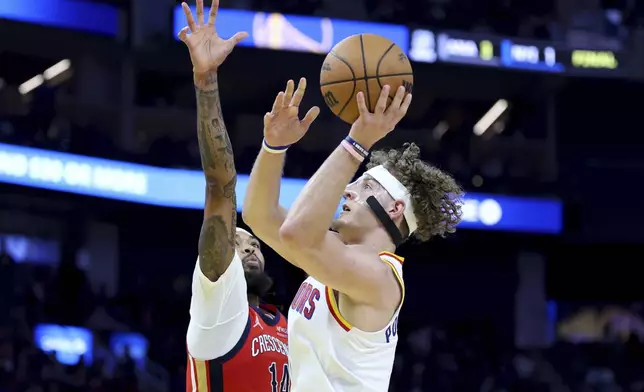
left=366, top=250, right=405, bottom=308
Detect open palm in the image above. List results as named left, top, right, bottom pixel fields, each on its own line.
left=178, top=0, right=248, bottom=74
left=264, top=78, right=320, bottom=148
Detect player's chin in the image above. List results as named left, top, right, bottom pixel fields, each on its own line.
left=245, top=269, right=273, bottom=297
left=330, top=218, right=345, bottom=232
left=243, top=265, right=263, bottom=275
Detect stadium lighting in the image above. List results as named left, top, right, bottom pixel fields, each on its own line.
left=473, top=99, right=508, bottom=136
left=18, top=59, right=72, bottom=95
left=43, top=59, right=71, bottom=80
left=18, top=74, right=44, bottom=95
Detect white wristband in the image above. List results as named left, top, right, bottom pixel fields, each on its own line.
left=262, top=139, right=290, bottom=154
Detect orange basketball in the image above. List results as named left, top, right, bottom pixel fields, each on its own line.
left=320, top=34, right=414, bottom=124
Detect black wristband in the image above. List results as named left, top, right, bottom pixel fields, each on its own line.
left=344, top=136, right=369, bottom=159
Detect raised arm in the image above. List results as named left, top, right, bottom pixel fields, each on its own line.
left=279, top=86, right=412, bottom=304
left=179, top=0, right=250, bottom=361
left=194, top=72, right=237, bottom=279
left=243, top=78, right=319, bottom=262
left=178, top=0, right=247, bottom=281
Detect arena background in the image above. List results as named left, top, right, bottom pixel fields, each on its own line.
left=1, top=0, right=643, bottom=391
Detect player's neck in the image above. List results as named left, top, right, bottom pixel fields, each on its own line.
left=248, top=294, right=260, bottom=307
left=356, top=229, right=396, bottom=254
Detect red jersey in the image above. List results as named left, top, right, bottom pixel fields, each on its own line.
left=186, top=304, right=289, bottom=392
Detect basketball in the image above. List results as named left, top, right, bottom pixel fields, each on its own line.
left=320, top=34, right=414, bottom=124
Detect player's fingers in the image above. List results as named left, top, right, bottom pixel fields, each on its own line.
left=207, top=0, right=218, bottom=25
left=290, top=77, right=307, bottom=107
left=227, top=31, right=248, bottom=48
left=356, top=92, right=369, bottom=117
left=399, top=93, right=413, bottom=116
left=195, top=0, right=204, bottom=25
left=375, top=85, right=390, bottom=115
left=271, top=92, right=284, bottom=113
left=387, top=86, right=406, bottom=115
left=181, top=3, right=197, bottom=32
left=284, top=80, right=295, bottom=107
left=178, top=26, right=190, bottom=43
left=300, top=106, right=320, bottom=128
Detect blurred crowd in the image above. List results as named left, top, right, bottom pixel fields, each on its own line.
left=393, top=326, right=644, bottom=392
left=0, top=252, right=140, bottom=392
left=2, top=243, right=644, bottom=392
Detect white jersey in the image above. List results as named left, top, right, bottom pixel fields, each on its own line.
left=287, top=251, right=405, bottom=392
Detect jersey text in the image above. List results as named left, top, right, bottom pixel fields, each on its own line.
left=251, top=334, right=289, bottom=357
left=290, top=282, right=321, bottom=320
left=384, top=316, right=399, bottom=343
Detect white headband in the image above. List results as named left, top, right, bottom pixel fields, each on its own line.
left=235, top=227, right=253, bottom=237
left=364, top=165, right=418, bottom=234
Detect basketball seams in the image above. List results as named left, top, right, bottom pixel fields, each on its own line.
left=358, top=34, right=372, bottom=112
left=375, top=43, right=397, bottom=84
left=319, top=73, right=414, bottom=87
left=376, top=43, right=401, bottom=103
left=321, top=34, right=413, bottom=123
left=326, top=51, right=357, bottom=117
left=325, top=51, right=356, bottom=80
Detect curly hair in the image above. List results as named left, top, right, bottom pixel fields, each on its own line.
left=366, top=142, right=464, bottom=242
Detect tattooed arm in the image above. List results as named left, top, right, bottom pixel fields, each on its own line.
left=188, top=71, right=249, bottom=361
left=195, top=71, right=237, bottom=283
left=182, top=0, right=251, bottom=362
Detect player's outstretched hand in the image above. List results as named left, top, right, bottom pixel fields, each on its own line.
left=264, top=78, right=321, bottom=148
left=178, top=0, right=248, bottom=75
left=348, top=85, right=412, bottom=150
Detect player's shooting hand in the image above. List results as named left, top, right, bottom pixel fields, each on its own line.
left=349, top=85, right=412, bottom=150
left=264, top=78, right=321, bottom=147
left=178, top=0, right=248, bottom=75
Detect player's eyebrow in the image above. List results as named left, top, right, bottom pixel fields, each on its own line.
left=363, top=176, right=381, bottom=188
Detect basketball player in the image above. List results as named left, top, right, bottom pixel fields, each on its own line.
left=244, top=79, right=464, bottom=391
left=178, top=1, right=289, bottom=391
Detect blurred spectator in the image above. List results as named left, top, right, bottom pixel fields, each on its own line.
left=3, top=245, right=643, bottom=392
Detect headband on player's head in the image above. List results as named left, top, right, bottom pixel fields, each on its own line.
left=364, top=165, right=418, bottom=242
left=235, top=227, right=254, bottom=237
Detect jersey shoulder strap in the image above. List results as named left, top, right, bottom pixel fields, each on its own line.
left=379, top=251, right=404, bottom=276
left=379, top=251, right=405, bottom=306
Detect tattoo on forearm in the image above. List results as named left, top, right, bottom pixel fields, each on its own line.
left=195, top=73, right=235, bottom=180
left=198, top=212, right=233, bottom=279
left=229, top=192, right=237, bottom=247
left=195, top=73, right=238, bottom=281
left=223, top=175, right=236, bottom=199
left=197, top=177, right=238, bottom=280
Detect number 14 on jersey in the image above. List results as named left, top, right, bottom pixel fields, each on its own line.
left=268, top=362, right=290, bottom=392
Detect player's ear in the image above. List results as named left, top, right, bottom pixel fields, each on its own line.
left=388, top=200, right=405, bottom=220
